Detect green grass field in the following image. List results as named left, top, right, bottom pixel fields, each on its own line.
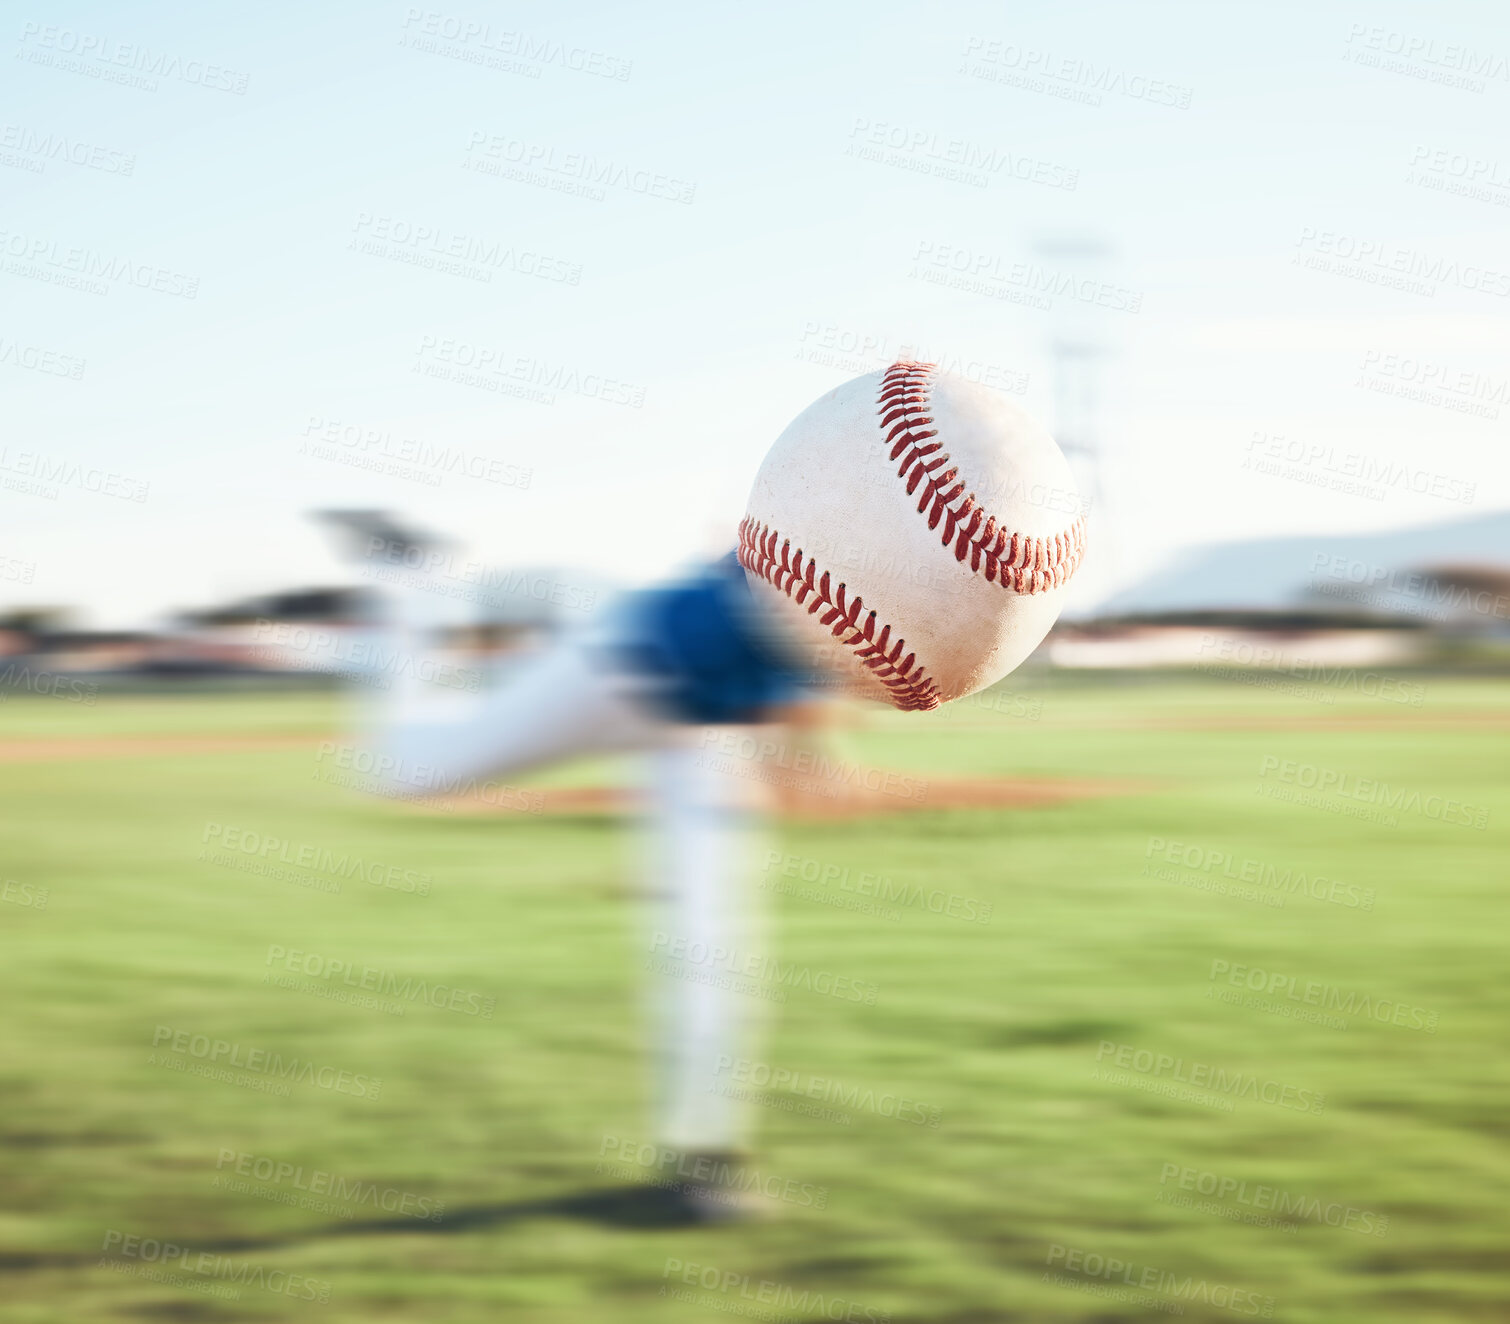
left=2, top=676, right=1506, bottom=1323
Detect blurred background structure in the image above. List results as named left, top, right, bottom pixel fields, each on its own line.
left=4, top=505, right=1507, bottom=695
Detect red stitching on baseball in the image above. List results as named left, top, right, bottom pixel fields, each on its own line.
left=737, top=517, right=942, bottom=712
left=880, top=361, right=1086, bottom=594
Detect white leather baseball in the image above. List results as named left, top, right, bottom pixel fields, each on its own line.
left=738, top=361, right=1085, bottom=711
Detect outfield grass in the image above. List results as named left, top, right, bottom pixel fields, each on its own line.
left=1, top=676, right=1506, bottom=1322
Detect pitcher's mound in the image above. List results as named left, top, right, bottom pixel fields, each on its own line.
left=778, top=775, right=1146, bottom=820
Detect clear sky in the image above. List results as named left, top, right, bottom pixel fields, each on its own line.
left=4, top=0, right=1508, bottom=626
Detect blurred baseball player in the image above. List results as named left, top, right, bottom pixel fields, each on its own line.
left=320, top=510, right=814, bottom=1222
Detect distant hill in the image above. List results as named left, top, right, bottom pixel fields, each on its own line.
left=1103, top=511, right=1510, bottom=616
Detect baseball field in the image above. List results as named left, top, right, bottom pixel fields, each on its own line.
left=1, top=674, right=1506, bottom=1323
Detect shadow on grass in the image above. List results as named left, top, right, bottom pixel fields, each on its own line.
left=0, top=1185, right=730, bottom=1273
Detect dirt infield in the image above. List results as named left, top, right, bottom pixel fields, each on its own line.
left=0, top=733, right=1145, bottom=819
left=939, top=710, right=1510, bottom=733
left=0, top=734, right=314, bottom=762
left=1, top=699, right=1501, bottom=766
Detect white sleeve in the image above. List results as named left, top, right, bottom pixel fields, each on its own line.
left=344, top=566, right=662, bottom=797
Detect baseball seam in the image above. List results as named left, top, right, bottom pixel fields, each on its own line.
left=737, top=517, right=942, bottom=712
left=880, top=360, right=1086, bottom=593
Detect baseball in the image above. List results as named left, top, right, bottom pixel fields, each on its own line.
left=738, top=360, right=1086, bottom=711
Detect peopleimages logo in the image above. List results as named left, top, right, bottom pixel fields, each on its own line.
left=400, top=10, right=632, bottom=81
left=911, top=240, right=1144, bottom=312
left=761, top=850, right=992, bottom=924
left=1343, top=23, right=1510, bottom=84
left=1294, top=227, right=1510, bottom=298
left=698, top=729, right=928, bottom=803
left=1157, top=1163, right=1390, bottom=1236
left=17, top=23, right=251, bottom=94
left=960, top=37, right=1195, bottom=108
left=99, top=1231, right=329, bottom=1302
left=845, top=117, right=1079, bottom=191
left=648, top=932, right=880, bottom=1005
left=0, top=227, right=200, bottom=298
left=0, top=446, right=150, bottom=502
left=660, top=1258, right=888, bottom=1321
left=597, top=1137, right=828, bottom=1209
left=1044, top=1244, right=1275, bottom=1316
left=149, top=1026, right=382, bottom=1100
left=1308, top=553, right=1510, bottom=621
left=0, top=336, right=87, bottom=379
left=201, top=821, right=435, bottom=893
left=1197, top=633, right=1427, bottom=706
left=711, top=1054, right=943, bottom=1128
left=1207, top=958, right=1438, bottom=1032
left=1094, top=1041, right=1324, bottom=1114
left=414, top=334, right=646, bottom=408
left=350, top=213, right=583, bottom=286
left=0, top=121, right=136, bottom=175
left=0, top=662, right=98, bottom=705
left=1357, top=347, right=1507, bottom=422
left=462, top=132, right=694, bottom=204
left=1242, top=429, right=1475, bottom=507
left=1143, top=836, right=1376, bottom=910
left=214, top=1148, right=445, bottom=1222
left=264, top=945, right=495, bottom=1017
left=1257, top=756, right=1489, bottom=829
